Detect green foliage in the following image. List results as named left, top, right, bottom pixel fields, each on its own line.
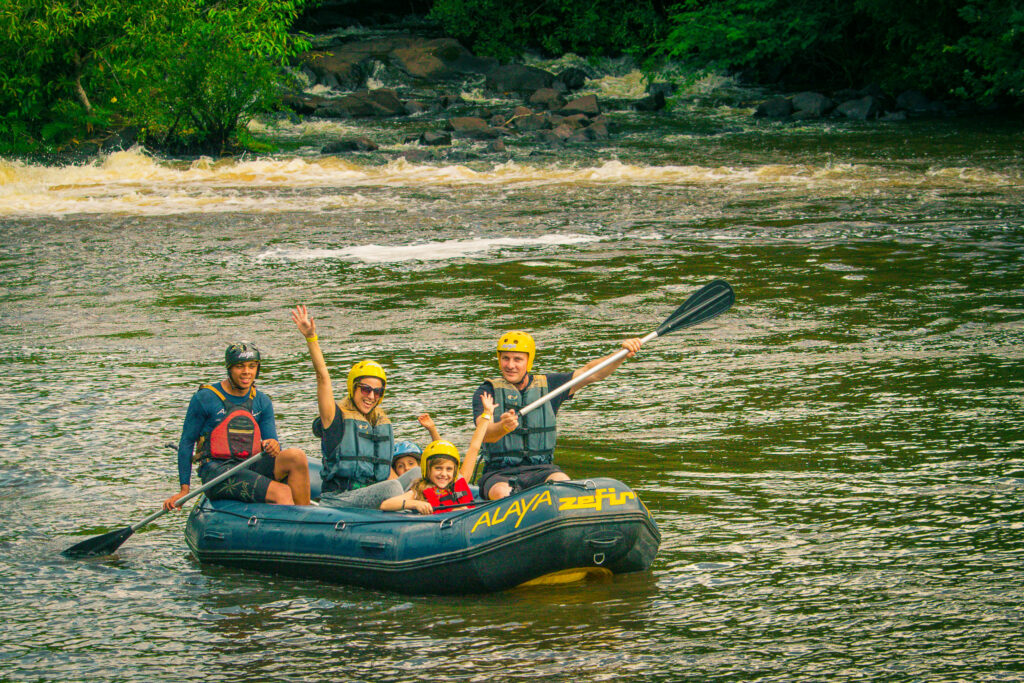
left=0, top=0, right=310, bottom=155
left=428, top=0, right=665, bottom=60
left=659, top=0, right=1023, bottom=103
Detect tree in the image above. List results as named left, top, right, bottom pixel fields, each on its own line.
left=0, top=0, right=311, bottom=155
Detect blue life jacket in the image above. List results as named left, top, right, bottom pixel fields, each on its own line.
left=321, top=405, right=394, bottom=489
left=483, top=375, right=557, bottom=470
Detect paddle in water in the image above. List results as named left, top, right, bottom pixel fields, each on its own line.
left=519, top=279, right=735, bottom=417
left=62, top=452, right=266, bottom=558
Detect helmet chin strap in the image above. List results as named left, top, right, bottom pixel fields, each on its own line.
left=226, top=364, right=257, bottom=392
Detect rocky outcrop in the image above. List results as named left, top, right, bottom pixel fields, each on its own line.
left=752, top=86, right=951, bottom=121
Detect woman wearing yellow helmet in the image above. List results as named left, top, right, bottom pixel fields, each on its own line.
left=381, top=392, right=497, bottom=515
left=292, top=305, right=421, bottom=508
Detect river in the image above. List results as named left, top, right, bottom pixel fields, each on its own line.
left=1, top=86, right=1022, bottom=681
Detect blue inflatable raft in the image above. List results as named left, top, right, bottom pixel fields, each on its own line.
left=184, top=477, right=660, bottom=594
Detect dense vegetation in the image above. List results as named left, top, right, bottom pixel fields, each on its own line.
left=431, top=0, right=1022, bottom=104
left=1, top=0, right=1019, bottom=156
left=0, top=0, right=309, bottom=156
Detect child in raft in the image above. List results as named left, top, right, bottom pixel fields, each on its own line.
left=381, top=393, right=495, bottom=515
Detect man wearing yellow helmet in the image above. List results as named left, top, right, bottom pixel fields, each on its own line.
left=473, top=330, right=642, bottom=500
left=292, top=305, right=420, bottom=508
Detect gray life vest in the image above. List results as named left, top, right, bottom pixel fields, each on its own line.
left=483, top=375, right=557, bottom=470
left=321, top=405, right=394, bottom=489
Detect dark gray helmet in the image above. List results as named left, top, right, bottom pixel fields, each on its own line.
left=225, top=342, right=261, bottom=378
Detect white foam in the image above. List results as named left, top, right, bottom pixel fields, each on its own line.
left=256, top=234, right=600, bottom=264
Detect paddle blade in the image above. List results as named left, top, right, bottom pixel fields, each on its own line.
left=656, top=279, right=735, bottom=336
left=62, top=525, right=135, bottom=558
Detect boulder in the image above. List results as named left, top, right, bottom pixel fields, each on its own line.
left=754, top=96, right=793, bottom=119
left=486, top=64, right=556, bottom=93
left=418, top=131, right=452, bottom=146
left=791, top=91, right=834, bottom=117
left=528, top=88, right=566, bottom=110
left=321, top=137, right=379, bottom=153
left=835, top=95, right=881, bottom=120
left=320, top=89, right=405, bottom=118
left=446, top=116, right=503, bottom=139
left=559, top=94, right=601, bottom=116
left=556, top=67, right=588, bottom=91
left=633, top=92, right=666, bottom=112
left=512, top=113, right=551, bottom=132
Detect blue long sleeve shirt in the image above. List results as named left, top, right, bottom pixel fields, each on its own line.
left=176, top=384, right=279, bottom=486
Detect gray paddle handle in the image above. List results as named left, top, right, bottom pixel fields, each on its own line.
left=132, top=452, right=265, bottom=531
left=518, top=331, right=656, bottom=418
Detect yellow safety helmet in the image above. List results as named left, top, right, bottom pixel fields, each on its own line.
left=496, top=330, right=535, bottom=371
left=347, top=360, right=387, bottom=400
left=420, top=440, right=460, bottom=473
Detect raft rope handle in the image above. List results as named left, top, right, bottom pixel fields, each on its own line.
left=203, top=506, right=473, bottom=529
left=247, top=516, right=259, bottom=527
left=334, top=520, right=347, bottom=531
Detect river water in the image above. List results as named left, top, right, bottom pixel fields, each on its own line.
left=1, top=86, right=1023, bottom=681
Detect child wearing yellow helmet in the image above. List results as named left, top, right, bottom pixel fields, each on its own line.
left=381, top=392, right=496, bottom=514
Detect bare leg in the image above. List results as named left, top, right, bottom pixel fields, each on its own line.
left=274, top=448, right=311, bottom=505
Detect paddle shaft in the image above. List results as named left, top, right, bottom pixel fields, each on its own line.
left=131, top=453, right=266, bottom=531
left=518, top=330, right=656, bottom=418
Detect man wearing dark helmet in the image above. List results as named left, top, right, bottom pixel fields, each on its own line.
left=162, top=343, right=311, bottom=510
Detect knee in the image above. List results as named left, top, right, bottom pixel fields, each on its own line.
left=266, top=482, right=295, bottom=505
left=487, top=483, right=511, bottom=500
left=546, top=472, right=570, bottom=482
left=280, top=448, right=308, bottom=471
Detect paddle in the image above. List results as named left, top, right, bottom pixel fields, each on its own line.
left=518, top=278, right=735, bottom=417
left=62, top=452, right=266, bottom=558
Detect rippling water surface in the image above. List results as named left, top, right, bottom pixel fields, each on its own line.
left=1, top=104, right=1022, bottom=681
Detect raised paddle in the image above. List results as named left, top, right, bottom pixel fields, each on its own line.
left=62, top=452, right=266, bottom=558
left=517, top=278, right=735, bottom=417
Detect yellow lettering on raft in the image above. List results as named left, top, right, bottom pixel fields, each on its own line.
left=558, top=488, right=636, bottom=512
left=470, top=489, right=554, bottom=533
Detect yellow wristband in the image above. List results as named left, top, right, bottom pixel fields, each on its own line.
left=305, top=335, right=318, bottom=342
left=479, top=414, right=492, bottom=420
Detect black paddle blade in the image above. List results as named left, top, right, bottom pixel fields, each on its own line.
left=62, top=525, right=135, bottom=558
left=657, top=279, right=735, bottom=336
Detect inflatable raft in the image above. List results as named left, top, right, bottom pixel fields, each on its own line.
left=185, top=477, right=660, bottom=594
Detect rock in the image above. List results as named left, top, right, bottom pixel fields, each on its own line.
left=556, top=67, right=588, bottom=91
left=100, top=127, right=139, bottom=152
left=446, top=116, right=502, bottom=139
left=418, top=131, right=452, bottom=146
left=528, top=87, right=566, bottom=110
left=550, top=124, right=575, bottom=140
left=312, top=89, right=406, bottom=118
left=585, top=122, right=610, bottom=140
left=647, top=82, right=676, bottom=98
left=404, top=100, right=429, bottom=115
left=559, top=114, right=589, bottom=130
left=512, top=113, right=551, bottom=131
left=880, top=110, right=908, bottom=121
left=633, top=92, right=666, bottom=112
left=321, top=136, right=379, bottom=153
left=559, top=94, right=601, bottom=116
left=485, top=139, right=507, bottom=154
left=535, top=130, right=565, bottom=148
left=791, top=92, right=834, bottom=117
left=754, top=96, right=793, bottom=119
left=399, top=149, right=434, bottom=162
left=486, top=64, right=556, bottom=93
left=835, top=95, right=881, bottom=120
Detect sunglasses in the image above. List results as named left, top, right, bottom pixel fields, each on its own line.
left=356, top=383, right=384, bottom=397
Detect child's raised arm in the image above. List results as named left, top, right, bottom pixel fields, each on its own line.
left=460, top=392, right=496, bottom=481
left=418, top=413, right=442, bottom=442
